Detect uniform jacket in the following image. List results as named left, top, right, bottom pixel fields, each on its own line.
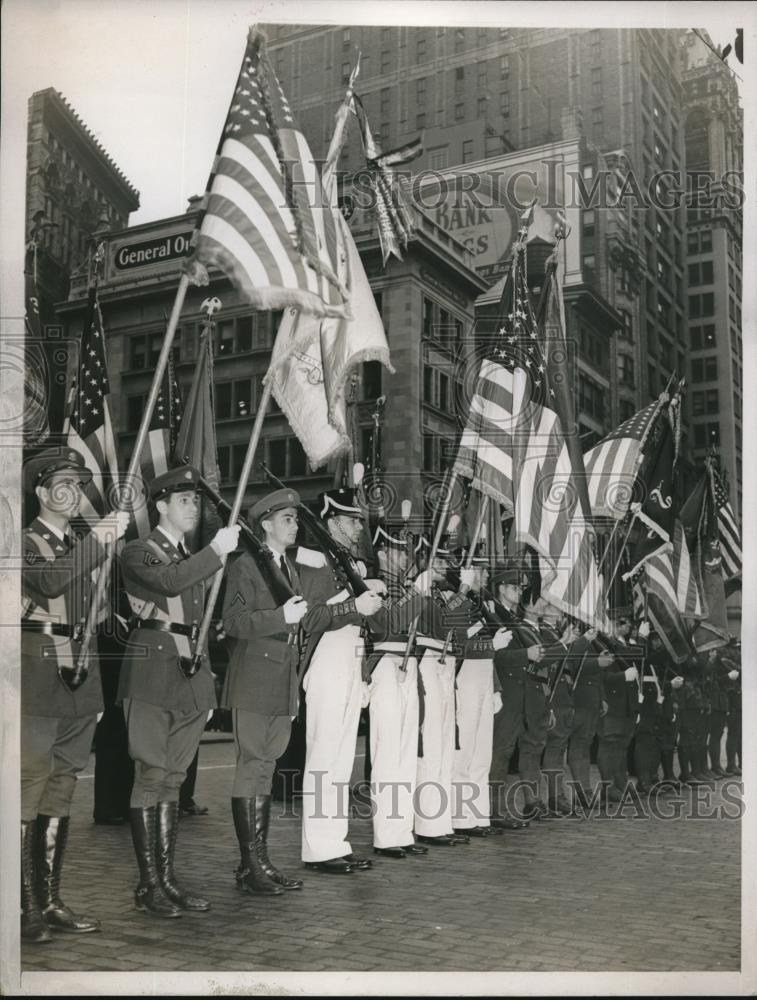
left=600, top=639, right=645, bottom=721
left=117, top=527, right=221, bottom=712
left=492, top=612, right=567, bottom=689
left=570, top=636, right=603, bottom=711
left=22, top=518, right=106, bottom=718
left=221, top=549, right=333, bottom=717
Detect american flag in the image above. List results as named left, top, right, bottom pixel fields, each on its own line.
left=185, top=28, right=348, bottom=319
left=66, top=288, right=119, bottom=529
left=709, top=462, right=741, bottom=581
left=453, top=235, right=604, bottom=628
left=131, top=348, right=183, bottom=538
left=584, top=395, right=667, bottom=521
left=632, top=554, right=693, bottom=665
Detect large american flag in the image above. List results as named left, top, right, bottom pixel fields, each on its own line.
left=186, top=27, right=348, bottom=319
left=66, top=288, right=119, bottom=529
left=453, top=238, right=604, bottom=627
left=584, top=395, right=667, bottom=521
left=709, top=462, right=741, bottom=581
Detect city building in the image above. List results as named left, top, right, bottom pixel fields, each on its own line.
left=25, top=88, right=140, bottom=428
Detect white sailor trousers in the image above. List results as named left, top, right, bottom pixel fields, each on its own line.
left=415, top=650, right=456, bottom=837
left=452, top=658, right=494, bottom=829
left=301, top=625, right=364, bottom=863
left=369, top=651, right=419, bottom=848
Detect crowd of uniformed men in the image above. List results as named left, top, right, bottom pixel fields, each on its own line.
left=20, top=446, right=742, bottom=941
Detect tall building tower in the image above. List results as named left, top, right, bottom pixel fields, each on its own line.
left=25, top=87, right=140, bottom=428
left=264, top=25, right=691, bottom=448
left=679, top=32, right=743, bottom=519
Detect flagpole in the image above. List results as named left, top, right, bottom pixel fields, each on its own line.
left=189, top=378, right=274, bottom=674
left=462, top=494, right=490, bottom=570
left=73, top=274, right=191, bottom=679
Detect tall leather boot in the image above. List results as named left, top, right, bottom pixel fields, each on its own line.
left=156, top=801, right=210, bottom=911
left=21, top=820, right=51, bottom=944
left=231, top=798, right=283, bottom=896
left=35, top=815, right=99, bottom=933
left=129, top=807, right=181, bottom=918
left=254, top=795, right=303, bottom=890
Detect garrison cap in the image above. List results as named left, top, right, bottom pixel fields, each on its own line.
left=249, top=488, right=300, bottom=524
left=25, top=446, right=92, bottom=493
left=150, top=464, right=202, bottom=503
left=318, top=486, right=363, bottom=520
left=491, top=564, right=528, bottom=590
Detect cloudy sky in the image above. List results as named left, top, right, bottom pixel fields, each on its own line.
left=2, top=0, right=748, bottom=228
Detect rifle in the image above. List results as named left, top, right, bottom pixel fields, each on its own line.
left=197, top=477, right=296, bottom=608
left=261, top=463, right=369, bottom=597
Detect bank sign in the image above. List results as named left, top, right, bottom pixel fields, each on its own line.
left=112, top=231, right=193, bottom=273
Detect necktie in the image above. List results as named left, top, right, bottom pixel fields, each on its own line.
left=280, top=558, right=292, bottom=588
left=178, top=542, right=190, bottom=560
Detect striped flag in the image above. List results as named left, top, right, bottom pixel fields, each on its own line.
left=131, top=348, right=183, bottom=538
left=670, top=518, right=704, bottom=619
left=583, top=395, right=667, bottom=521
left=453, top=234, right=603, bottom=628
left=185, top=27, right=348, bottom=319
left=710, top=463, right=741, bottom=581
left=65, top=287, right=119, bottom=529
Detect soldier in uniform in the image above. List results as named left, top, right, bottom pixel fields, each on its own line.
left=596, top=614, right=644, bottom=803
left=705, top=649, right=730, bottom=777
left=118, top=465, right=240, bottom=917
left=444, top=558, right=512, bottom=836
left=566, top=630, right=614, bottom=807
left=297, top=487, right=383, bottom=874
left=222, top=488, right=333, bottom=894
left=723, top=643, right=741, bottom=775
left=21, top=447, right=129, bottom=943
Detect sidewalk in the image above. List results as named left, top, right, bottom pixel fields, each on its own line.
left=20, top=739, right=741, bottom=975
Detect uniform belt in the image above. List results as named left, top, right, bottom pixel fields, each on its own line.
left=415, top=636, right=444, bottom=652
left=131, top=619, right=200, bottom=642
left=21, top=621, right=82, bottom=640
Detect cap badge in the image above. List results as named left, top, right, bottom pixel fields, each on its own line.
left=184, top=470, right=192, bottom=480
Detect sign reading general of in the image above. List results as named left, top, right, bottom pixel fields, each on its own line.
left=113, top=231, right=193, bottom=272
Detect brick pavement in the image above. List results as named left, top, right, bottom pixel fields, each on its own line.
left=20, top=737, right=741, bottom=976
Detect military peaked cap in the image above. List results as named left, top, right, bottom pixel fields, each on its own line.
left=25, top=446, right=92, bottom=493
left=249, top=488, right=301, bottom=524
left=490, top=564, right=528, bottom=590
left=150, top=464, right=202, bottom=503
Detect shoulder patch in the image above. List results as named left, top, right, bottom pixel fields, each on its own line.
left=229, top=591, right=246, bottom=609
left=25, top=550, right=41, bottom=566
left=296, top=546, right=327, bottom=569
left=143, top=552, right=163, bottom=566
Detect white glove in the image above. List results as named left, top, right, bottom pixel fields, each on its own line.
left=671, top=675, right=684, bottom=689
left=283, top=596, right=308, bottom=624
left=364, top=578, right=387, bottom=596
left=413, top=568, right=433, bottom=595
left=728, top=670, right=740, bottom=681
left=211, top=525, right=241, bottom=555
left=492, top=691, right=503, bottom=714
left=459, top=567, right=476, bottom=589
left=638, top=620, right=651, bottom=638
left=92, top=510, right=131, bottom=544
left=624, top=666, right=639, bottom=682
left=355, top=590, right=382, bottom=616
left=492, top=628, right=513, bottom=651
left=361, top=681, right=371, bottom=708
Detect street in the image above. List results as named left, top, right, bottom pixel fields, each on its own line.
left=20, top=736, right=741, bottom=978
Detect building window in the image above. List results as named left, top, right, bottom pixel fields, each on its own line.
left=416, top=37, right=427, bottom=60
left=129, top=332, right=164, bottom=370
left=591, top=66, right=602, bottom=98
left=380, top=88, right=391, bottom=115
left=692, top=389, right=719, bottom=416
left=342, top=27, right=351, bottom=47
left=423, top=297, right=435, bottom=338
left=578, top=374, right=605, bottom=421
left=416, top=112, right=426, bottom=130
left=381, top=50, right=391, bottom=73
left=619, top=309, right=633, bottom=340
left=582, top=209, right=595, bottom=237
left=693, top=422, right=720, bottom=448
left=416, top=77, right=427, bottom=105
left=618, top=354, right=635, bottom=387
left=692, top=356, right=718, bottom=382
left=477, top=96, right=487, bottom=116
left=341, top=61, right=352, bottom=84
left=455, top=102, right=465, bottom=122
left=454, top=28, right=464, bottom=52
left=689, top=293, right=715, bottom=319
left=267, top=438, right=287, bottom=477
left=478, top=64, right=487, bottom=89
left=429, top=146, right=448, bottom=170
left=688, top=260, right=714, bottom=286
left=592, top=107, right=603, bottom=138
left=690, top=324, right=716, bottom=350
left=583, top=254, right=596, bottom=272
left=215, top=378, right=254, bottom=420
left=700, top=230, right=712, bottom=252
left=462, top=139, right=474, bottom=163
left=455, top=66, right=465, bottom=95
left=500, top=92, right=510, bottom=117
left=500, top=55, right=510, bottom=80
left=361, top=361, right=383, bottom=400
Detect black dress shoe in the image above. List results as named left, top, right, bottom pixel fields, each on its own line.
left=373, top=847, right=406, bottom=858
left=449, top=832, right=471, bottom=844
left=491, top=816, right=530, bottom=830
left=415, top=834, right=456, bottom=847
left=342, top=853, right=372, bottom=870
left=304, top=858, right=354, bottom=874
left=401, top=843, right=428, bottom=855
left=481, top=825, right=503, bottom=835
left=179, top=800, right=208, bottom=817
left=456, top=826, right=488, bottom=838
